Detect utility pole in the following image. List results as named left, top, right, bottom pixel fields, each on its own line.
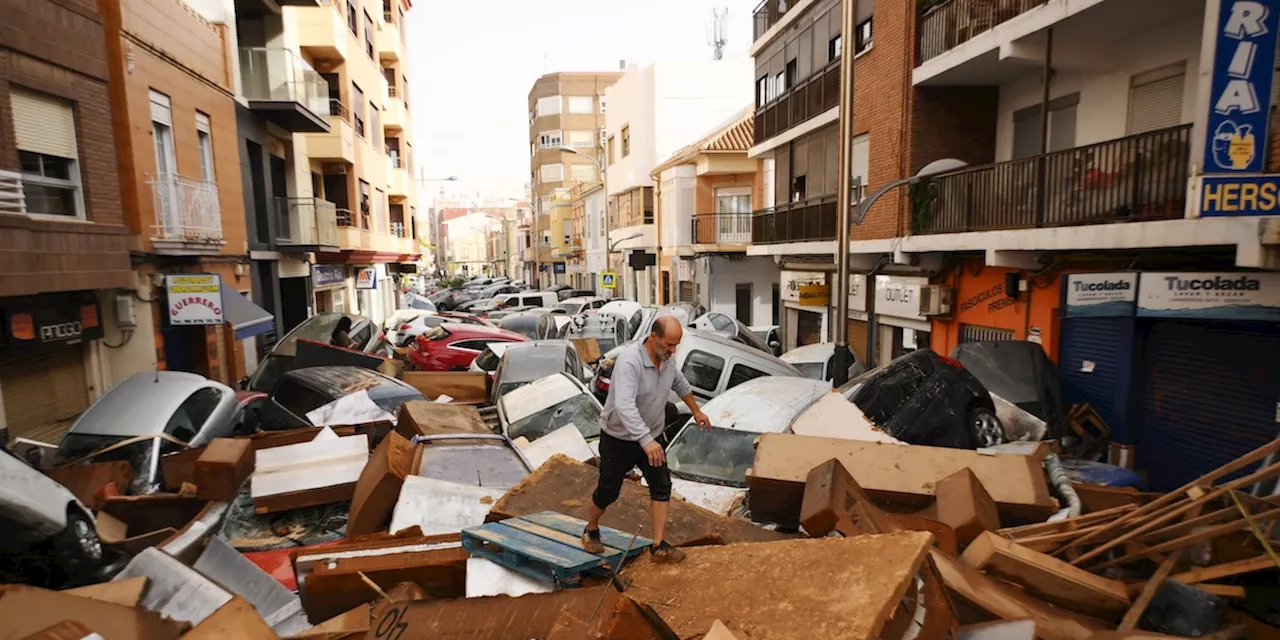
left=831, top=0, right=858, bottom=386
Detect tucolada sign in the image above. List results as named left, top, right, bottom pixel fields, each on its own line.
left=1063, top=273, right=1138, bottom=318
left=1138, top=272, right=1280, bottom=321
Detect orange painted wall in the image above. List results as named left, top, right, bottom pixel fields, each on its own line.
left=930, top=260, right=1063, bottom=362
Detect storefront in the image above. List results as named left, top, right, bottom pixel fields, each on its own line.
left=780, top=271, right=829, bottom=350
left=312, top=265, right=347, bottom=314
left=0, top=291, right=104, bottom=443
left=160, top=274, right=273, bottom=386
left=1058, top=271, right=1280, bottom=491
left=930, top=261, right=1062, bottom=361
left=844, top=274, right=870, bottom=364
left=874, top=276, right=932, bottom=366
left=277, top=257, right=313, bottom=335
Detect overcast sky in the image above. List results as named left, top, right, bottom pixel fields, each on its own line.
left=405, top=0, right=759, bottom=204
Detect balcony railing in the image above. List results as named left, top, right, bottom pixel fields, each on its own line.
left=336, top=208, right=357, bottom=227
left=752, top=194, right=838, bottom=245
left=753, top=0, right=796, bottom=41
left=619, top=211, right=654, bottom=228
left=329, top=99, right=351, bottom=122
left=390, top=221, right=406, bottom=238
left=693, top=213, right=752, bottom=245
left=276, top=197, right=338, bottom=247
left=0, top=169, right=26, bottom=214
left=754, top=59, right=841, bottom=144
left=913, top=124, right=1192, bottom=235
left=388, top=85, right=398, bottom=98
left=149, top=173, right=222, bottom=242
left=918, top=0, right=1046, bottom=63
left=239, top=47, right=328, bottom=117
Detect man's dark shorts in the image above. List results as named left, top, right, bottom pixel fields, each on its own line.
left=592, top=432, right=672, bottom=508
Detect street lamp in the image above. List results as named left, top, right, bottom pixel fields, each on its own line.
left=610, top=232, right=642, bottom=299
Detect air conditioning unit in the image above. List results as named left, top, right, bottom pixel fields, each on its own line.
left=918, top=284, right=953, bottom=317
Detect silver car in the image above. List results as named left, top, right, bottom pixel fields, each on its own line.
left=780, top=342, right=867, bottom=383
left=0, top=446, right=102, bottom=576
left=57, top=372, right=244, bottom=494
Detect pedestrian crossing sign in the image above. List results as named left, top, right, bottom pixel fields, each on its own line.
left=601, top=272, right=617, bottom=289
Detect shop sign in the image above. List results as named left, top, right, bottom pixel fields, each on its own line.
left=875, top=276, right=929, bottom=321
left=2, top=292, right=103, bottom=355
left=1138, top=272, right=1280, bottom=321
left=847, top=274, right=867, bottom=315
left=1199, top=175, right=1280, bottom=217
left=782, top=271, right=826, bottom=303
left=553, top=262, right=567, bottom=274
left=165, top=274, right=223, bottom=326
left=1063, top=273, right=1138, bottom=318
left=355, top=267, right=378, bottom=290
left=798, top=284, right=829, bottom=307
left=1203, top=0, right=1279, bottom=175
left=312, top=265, right=346, bottom=288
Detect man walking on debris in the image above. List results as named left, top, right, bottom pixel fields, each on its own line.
left=582, top=315, right=712, bottom=563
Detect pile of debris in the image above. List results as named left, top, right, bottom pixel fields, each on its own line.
left=4, top=399, right=1278, bottom=640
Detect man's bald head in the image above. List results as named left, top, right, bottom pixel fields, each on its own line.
left=647, top=316, right=683, bottom=362
left=651, top=315, right=684, bottom=339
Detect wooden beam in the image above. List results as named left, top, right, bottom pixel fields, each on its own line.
left=1091, top=505, right=1280, bottom=571
left=998, top=504, right=1136, bottom=539
left=960, top=532, right=1131, bottom=617
left=1117, top=548, right=1184, bottom=631
left=1168, top=554, right=1279, bottom=584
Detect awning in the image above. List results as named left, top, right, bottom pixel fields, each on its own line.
left=219, top=277, right=275, bottom=340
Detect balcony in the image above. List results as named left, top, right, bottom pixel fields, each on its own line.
left=754, top=59, right=840, bottom=144
left=919, top=0, right=1046, bottom=64
left=0, top=169, right=25, bottom=214
left=390, top=221, right=406, bottom=238
left=376, top=22, right=403, bottom=61
left=753, top=0, right=797, bottom=43
left=387, top=160, right=409, bottom=196
left=912, top=125, right=1191, bottom=235
left=307, top=100, right=357, bottom=163
left=276, top=197, right=339, bottom=251
left=239, top=47, right=330, bottom=133
left=298, top=0, right=350, bottom=60
left=149, top=173, right=225, bottom=254
left=751, top=194, right=837, bottom=245
left=336, top=208, right=367, bottom=230
left=693, top=213, right=752, bottom=246
left=383, top=97, right=405, bottom=131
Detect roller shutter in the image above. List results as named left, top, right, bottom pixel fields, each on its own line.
left=10, top=90, right=78, bottom=159
left=1136, top=321, right=1280, bottom=491
left=1059, top=317, right=1136, bottom=443
left=959, top=324, right=1015, bottom=343
left=1, top=347, right=90, bottom=444
left=1127, top=64, right=1185, bottom=135
left=847, top=319, right=869, bottom=364
left=678, top=281, right=694, bottom=303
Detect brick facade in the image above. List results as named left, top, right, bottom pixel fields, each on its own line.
left=0, top=0, right=132, bottom=296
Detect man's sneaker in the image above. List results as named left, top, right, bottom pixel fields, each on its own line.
left=581, top=528, right=605, bottom=554
left=650, top=541, right=686, bottom=564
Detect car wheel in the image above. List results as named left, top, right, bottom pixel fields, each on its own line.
left=58, top=508, right=103, bottom=573
left=967, top=406, right=1005, bottom=448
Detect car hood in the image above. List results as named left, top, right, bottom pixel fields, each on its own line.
left=670, top=478, right=746, bottom=517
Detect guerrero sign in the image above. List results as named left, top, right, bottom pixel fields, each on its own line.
left=1204, top=0, right=1280, bottom=174
left=166, top=274, right=223, bottom=326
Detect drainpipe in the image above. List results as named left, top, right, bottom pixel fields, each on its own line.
left=1035, top=28, right=1054, bottom=227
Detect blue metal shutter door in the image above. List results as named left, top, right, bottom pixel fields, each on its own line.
left=1059, top=317, right=1136, bottom=443
left=1137, top=321, right=1280, bottom=491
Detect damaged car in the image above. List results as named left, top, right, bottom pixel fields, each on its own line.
left=0, top=446, right=104, bottom=582
left=950, top=340, right=1067, bottom=440
left=247, top=366, right=426, bottom=431
left=497, top=373, right=603, bottom=446
left=489, top=340, right=587, bottom=404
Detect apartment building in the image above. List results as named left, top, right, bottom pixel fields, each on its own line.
left=527, top=71, right=621, bottom=289
left=0, top=0, right=135, bottom=442
left=573, top=181, right=607, bottom=292
left=652, top=107, right=780, bottom=325
left=604, top=60, right=754, bottom=304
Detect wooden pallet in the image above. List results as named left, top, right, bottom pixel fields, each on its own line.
left=461, top=511, right=652, bottom=588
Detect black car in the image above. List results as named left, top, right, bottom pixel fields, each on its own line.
left=251, top=366, right=426, bottom=431
left=837, top=349, right=1004, bottom=449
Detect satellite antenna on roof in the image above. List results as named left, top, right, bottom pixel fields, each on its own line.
left=707, top=7, right=729, bottom=60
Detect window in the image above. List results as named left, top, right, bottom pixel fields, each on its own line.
left=607, top=136, right=616, bottom=165
left=568, top=130, right=594, bottom=148
left=857, top=361, right=929, bottom=426
left=347, top=0, right=357, bottom=34
left=402, top=75, right=409, bottom=107
left=785, top=59, right=797, bottom=89
left=855, top=17, right=873, bottom=54
left=1128, top=62, right=1187, bottom=135
left=150, top=90, right=176, bottom=176
left=538, top=130, right=563, bottom=149
left=715, top=187, right=751, bottom=214
left=775, top=71, right=787, bottom=96
left=11, top=89, right=84, bottom=218
left=363, top=11, right=374, bottom=58
left=454, top=339, right=505, bottom=352
left=707, top=313, right=734, bottom=331
left=681, top=351, right=725, bottom=393
left=166, top=388, right=224, bottom=442
left=359, top=179, right=371, bottom=227
left=621, top=125, right=630, bottom=157
left=274, top=380, right=332, bottom=421
left=352, top=83, right=366, bottom=137
left=829, top=34, right=842, bottom=62
left=756, top=76, right=769, bottom=107
left=851, top=134, right=870, bottom=201
left=195, top=111, right=214, bottom=183
left=374, top=187, right=385, bottom=232
left=567, top=96, right=594, bottom=114
left=536, top=95, right=561, bottom=117
left=370, top=105, right=381, bottom=148
left=727, top=364, right=769, bottom=390
left=540, top=163, right=564, bottom=183
left=763, top=158, right=776, bottom=208
left=570, top=163, right=595, bottom=183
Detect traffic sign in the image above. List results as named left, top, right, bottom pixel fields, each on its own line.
left=601, top=272, right=617, bottom=289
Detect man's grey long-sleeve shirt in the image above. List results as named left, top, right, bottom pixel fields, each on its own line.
left=601, top=341, right=693, bottom=447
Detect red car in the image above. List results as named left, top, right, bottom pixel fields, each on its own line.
left=407, top=323, right=529, bottom=371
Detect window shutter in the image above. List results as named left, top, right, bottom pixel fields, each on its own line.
left=10, top=90, right=78, bottom=159
left=196, top=111, right=211, bottom=133
left=149, top=90, right=173, bottom=126
left=1128, top=64, right=1186, bottom=135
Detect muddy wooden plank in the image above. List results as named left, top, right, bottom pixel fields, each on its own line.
left=998, top=505, right=1137, bottom=539
left=365, top=589, right=618, bottom=639
left=961, top=532, right=1130, bottom=617
left=624, top=533, right=934, bottom=640
left=395, top=401, right=492, bottom=438
left=400, top=372, right=489, bottom=406
left=1168, top=554, right=1278, bottom=584
left=490, top=454, right=789, bottom=547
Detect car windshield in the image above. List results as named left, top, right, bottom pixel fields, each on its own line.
left=793, top=362, right=826, bottom=380
left=475, top=348, right=502, bottom=372
left=417, top=441, right=529, bottom=489
left=667, top=426, right=760, bottom=487
left=218, top=489, right=349, bottom=552
left=554, top=302, right=584, bottom=315
left=59, top=433, right=174, bottom=494
left=507, top=394, right=602, bottom=442
left=503, top=348, right=567, bottom=382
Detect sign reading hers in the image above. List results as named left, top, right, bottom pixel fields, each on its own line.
left=1139, top=272, right=1280, bottom=321
left=1204, top=0, right=1280, bottom=174
left=166, top=274, right=223, bottom=326
left=1064, top=273, right=1138, bottom=318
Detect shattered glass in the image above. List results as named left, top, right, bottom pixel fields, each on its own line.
left=217, top=488, right=348, bottom=553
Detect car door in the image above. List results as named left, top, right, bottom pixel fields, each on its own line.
left=680, top=349, right=726, bottom=403
left=855, top=360, right=931, bottom=440
left=565, top=347, right=584, bottom=381
left=180, top=387, right=235, bottom=446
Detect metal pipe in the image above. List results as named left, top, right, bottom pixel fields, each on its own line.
left=1036, top=28, right=1053, bottom=226
left=831, top=0, right=858, bottom=386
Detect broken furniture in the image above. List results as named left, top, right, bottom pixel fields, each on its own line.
left=251, top=427, right=369, bottom=514
left=461, top=511, right=650, bottom=588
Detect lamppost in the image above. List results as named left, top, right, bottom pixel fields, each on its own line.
left=560, top=145, right=608, bottom=292
left=417, top=173, right=457, bottom=276
left=610, top=233, right=642, bottom=299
